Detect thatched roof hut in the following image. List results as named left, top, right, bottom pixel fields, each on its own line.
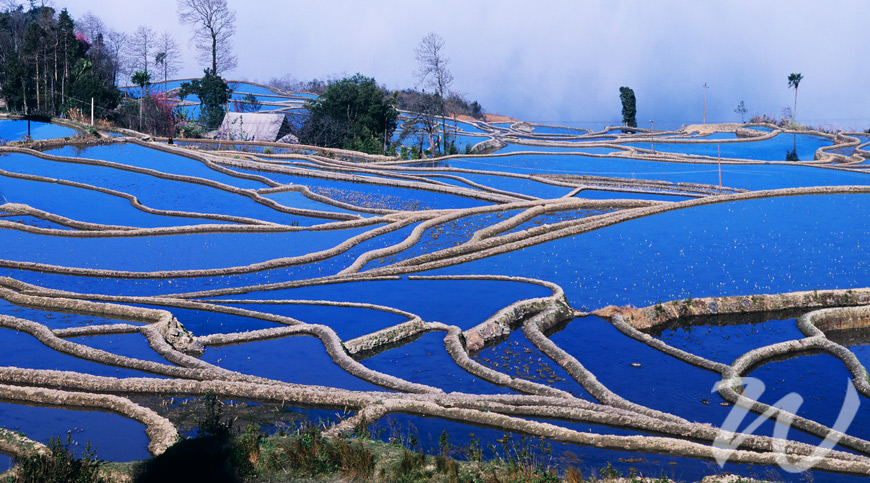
left=217, top=112, right=298, bottom=143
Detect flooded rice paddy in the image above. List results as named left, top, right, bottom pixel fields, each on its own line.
left=1, top=113, right=870, bottom=481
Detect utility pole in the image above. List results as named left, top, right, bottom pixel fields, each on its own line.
left=703, top=82, right=708, bottom=124
left=25, top=81, right=30, bottom=138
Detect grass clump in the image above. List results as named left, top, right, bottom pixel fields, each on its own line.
left=491, top=434, right=559, bottom=483
left=263, top=426, right=374, bottom=481
left=9, top=432, right=105, bottom=483
left=389, top=449, right=429, bottom=482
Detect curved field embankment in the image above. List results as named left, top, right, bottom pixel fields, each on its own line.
left=3, top=120, right=870, bottom=476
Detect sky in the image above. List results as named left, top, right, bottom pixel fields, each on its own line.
left=49, top=0, right=870, bottom=131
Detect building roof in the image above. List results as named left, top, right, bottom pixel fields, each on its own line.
left=217, top=112, right=298, bottom=143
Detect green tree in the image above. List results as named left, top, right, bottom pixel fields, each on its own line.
left=66, top=57, right=121, bottom=117
left=179, top=68, right=231, bottom=129
left=57, top=9, right=78, bottom=106
left=619, top=86, right=637, bottom=128
left=787, top=72, right=803, bottom=121
left=21, top=20, right=44, bottom=111
left=1, top=52, right=32, bottom=112
left=301, top=74, right=398, bottom=155
left=0, top=6, right=118, bottom=118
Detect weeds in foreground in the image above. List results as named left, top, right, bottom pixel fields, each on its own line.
left=494, top=433, right=558, bottom=481
left=6, top=393, right=760, bottom=483
left=390, top=449, right=429, bottom=482
left=9, top=432, right=104, bottom=483
left=193, top=391, right=232, bottom=438
left=263, top=426, right=374, bottom=481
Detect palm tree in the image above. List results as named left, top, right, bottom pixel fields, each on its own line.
left=131, top=70, right=151, bottom=131
left=787, top=73, right=803, bottom=122
left=132, top=70, right=151, bottom=98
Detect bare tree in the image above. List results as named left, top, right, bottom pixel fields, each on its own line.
left=177, top=0, right=237, bottom=75
left=128, top=25, right=156, bottom=81
left=400, top=93, right=440, bottom=159
left=414, top=32, right=453, bottom=155
left=105, top=29, right=128, bottom=87
left=0, top=0, right=22, bottom=11
left=154, top=31, right=181, bottom=92
left=74, top=11, right=105, bottom=44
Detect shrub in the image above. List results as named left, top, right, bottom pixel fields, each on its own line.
left=10, top=432, right=105, bottom=483
left=193, top=391, right=231, bottom=438
left=176, top=122, right=204, bottom=139
left=391, top=449, right=428, bottom=483
left=132, top=434, right=240, bottom=483
left=264, top=427, right=374, bottom=481
left=299, top=74, right=398, bottom=155
left=749, top=114, right=778, bottom=125
left=179, top=70, right=231, bottom=129
left=110, top=93, right=178, bottom=137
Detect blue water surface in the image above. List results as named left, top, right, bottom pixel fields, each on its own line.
left=0, top=403, right=151, bottom=461
left=200, top=335, right=386, bottom=391
left=206, top=278, right=553, bottom=331
left=362, top=331, right=514, bottom=394
left=429, top=194, right=870, bottom=312
left=0, top=120, right=78, bottom=141
left=447, top=154, right=870, bottom=191
left=0, top=174, right=236, bottom=228
left=46, top=143, right=269, bottom=190
left=623, top=132, right=831, bottom=162
left=0, top=152, right=322, bottom=225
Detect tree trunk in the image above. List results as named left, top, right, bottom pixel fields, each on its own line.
left=211, top=32, right=217, bottom=74
left=34, top=54, right=40, bottom=111
left=793, top=88, right=798, bottom=122
left=53, top=36, right=57, bottom=112
left=45, top=50, right=50, bottom=112
left=62, top=41, right=67, bottom=106
left=439, top=96, right=447, bottom=155
left=139, top=84, right=145, bottom=131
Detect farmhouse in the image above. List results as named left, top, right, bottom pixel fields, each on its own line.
left=216, top=112, right=299, bottom=143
